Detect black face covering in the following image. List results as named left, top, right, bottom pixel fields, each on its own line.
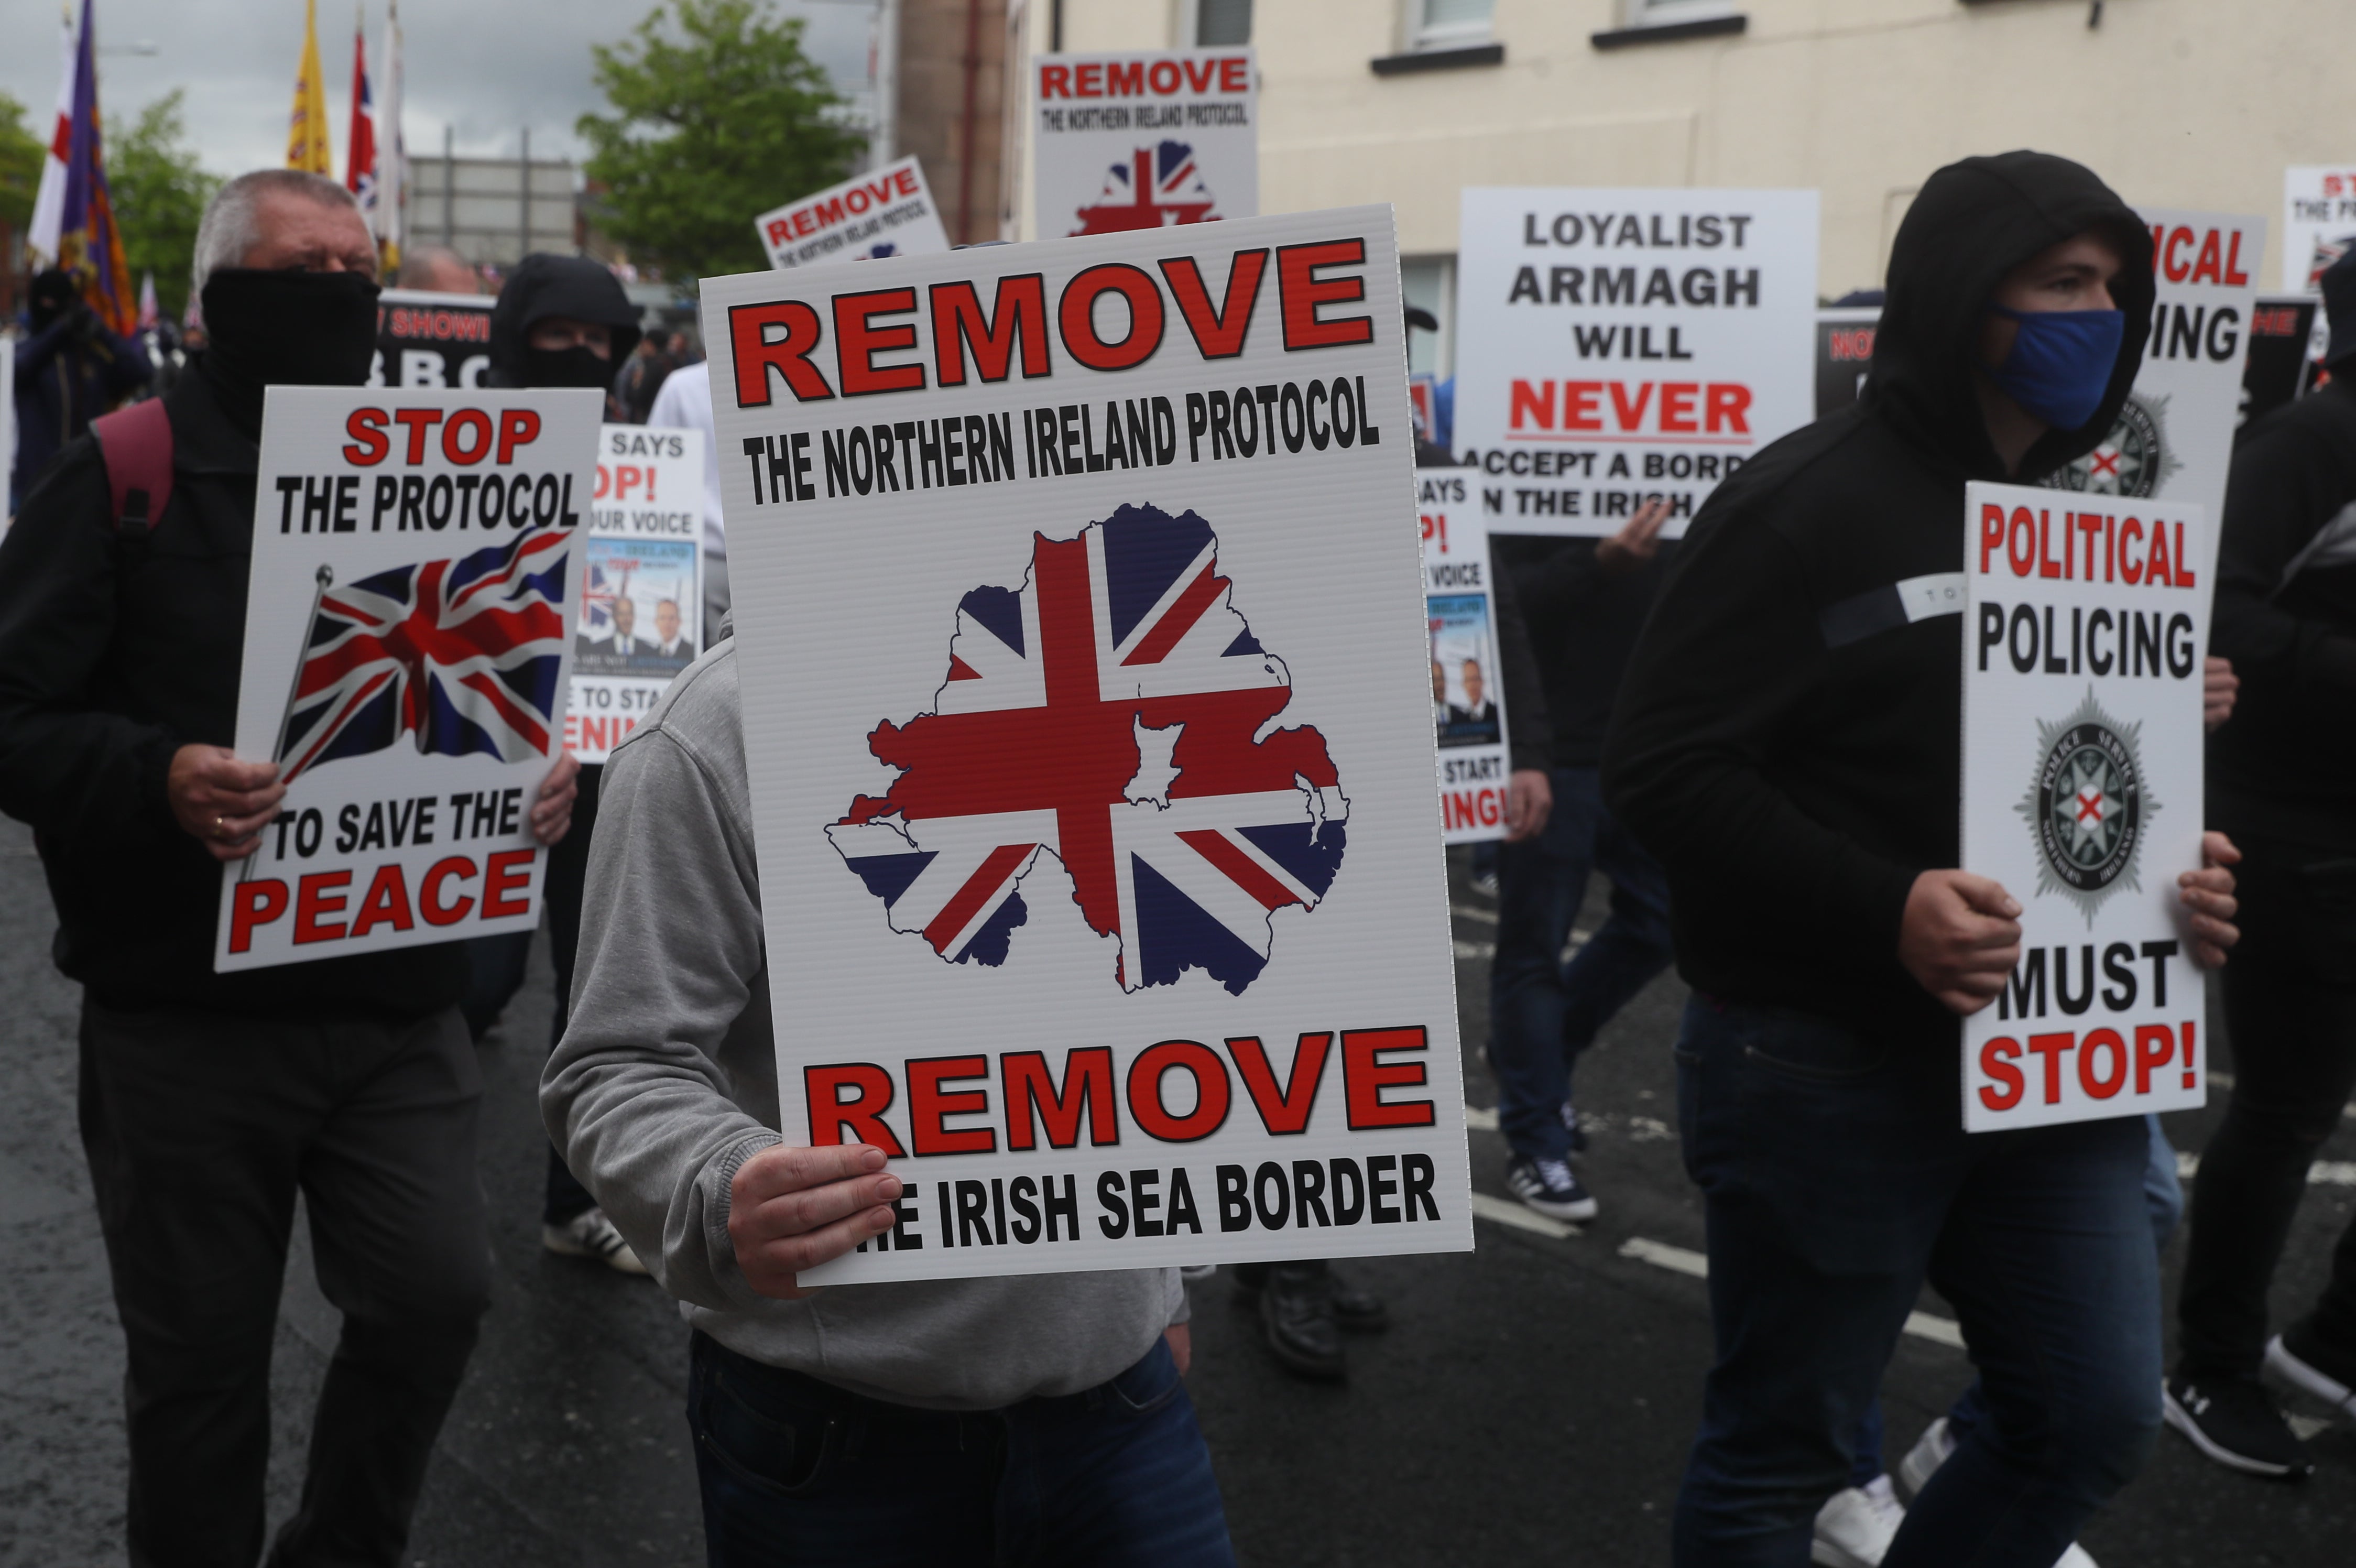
left=29, top=268, right=75, bottom=332
left=199, top=268, right=383, bottom=432
left=522, top=344, right=618, bottom=390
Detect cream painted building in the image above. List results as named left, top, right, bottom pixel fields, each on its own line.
left=1013, top=0, right=2349, bottom=374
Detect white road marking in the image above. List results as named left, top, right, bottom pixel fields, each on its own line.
left=2175, top=1151, right=2356, bottom=1187
left=1454, top=940, right=1496, bottom=961
left=1470, top=1192, right=1575, bottom=1239
left=1451, top=903, right=1497, bottom=924
left=1616, top=1237, right=1966, bottom=1349
left=2288, top=1414, right=2332, bottom=1441
left=1463, top=1104, right=1499, bottom=1131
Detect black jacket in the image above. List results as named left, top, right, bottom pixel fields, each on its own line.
left=0, top=358, right=467, bottom=1015
left=1498, top=535, right=1674, bottom=769
left=2208, top=376, right=2356, bottom=848
left=1603, top=152, right=2154, bottom=1047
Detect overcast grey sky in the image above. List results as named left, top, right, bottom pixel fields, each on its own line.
left=1, top=0, right=880, bottom=178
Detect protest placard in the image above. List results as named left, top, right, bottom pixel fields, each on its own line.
left=2281, top=166, right=2356, bottom=291
left=374, top=287, right=493, bottom=389
left=2037, top=210, right=2260, bottom=528
left=1960, top=482, right=2214, bottom=1132
left=566, top=423, right=705, bottom=762
left=2244, top=295, right=2321, bottom=428
left=1814, top=307, right=1878, bottom=418
left=700, top=205, right=1468, bottom=1282
left=1452, top=188, right=1818, bottom=538
left=1033, top=49, right=1256, bottom=239
left=1417, top=468, right=1511, bottom=844
left=214, top=386, right=599, bottom=972
left=755, top=155, right=953, bottom=271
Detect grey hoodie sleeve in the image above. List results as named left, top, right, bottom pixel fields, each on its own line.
left=540, top=696, right=781, bottom=1312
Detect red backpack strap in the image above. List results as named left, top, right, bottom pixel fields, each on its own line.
left=90, top=396, right=176, bottom=540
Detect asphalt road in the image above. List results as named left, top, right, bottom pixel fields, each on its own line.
left=4, top=823, right=2352, bottom=1565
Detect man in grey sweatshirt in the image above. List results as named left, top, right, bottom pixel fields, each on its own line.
left=542, top=635, right=1235, bottom=1563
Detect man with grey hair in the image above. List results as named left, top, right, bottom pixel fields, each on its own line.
left=396, top=245, right=484, bottom=295
left=0, top=167, right=578, bottom=1566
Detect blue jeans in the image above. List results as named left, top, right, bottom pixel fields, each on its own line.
left=1489, top=766, right=1674, bottom=1161
left=1672, top=998, right=2162, bottom=1567
left=689, top=1332, right=1235, bottom=1567
left=1848, top=1112, right=2183, bottom=1485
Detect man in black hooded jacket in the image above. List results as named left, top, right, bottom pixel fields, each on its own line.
left=0, top=171, right=579, bottom=1567
left=1605, top=152, right=2240, bottom=1564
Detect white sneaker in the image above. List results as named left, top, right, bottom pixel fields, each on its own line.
left=1897, top=1417, right=1954, bottom=1498
left=1812, top=1476, right=1903, bottom=1568
left=543, top=1206, right=650, bottom=1275
left=1898, top=1417, right=2098, bottom=1567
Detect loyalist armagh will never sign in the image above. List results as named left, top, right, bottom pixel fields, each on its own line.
left=701, top=205, right=1470, bottom=1282
left=1960, top=482, right=2216, bottom=1133
left=215, top=387, right=598, bottom=972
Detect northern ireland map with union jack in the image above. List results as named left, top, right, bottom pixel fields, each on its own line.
left=825, top=504, right=1348, bottom=995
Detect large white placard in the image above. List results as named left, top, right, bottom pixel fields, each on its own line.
left=2281, top=166, right=2356, bottom=291
left=700, top=206, right=1468, bottom=1282
left=2036, top=209, right=2260, bottom=529
left=566, top=423, right=706, bottom=763
left=215, top=386, right=598, bottom=971
left=754, top=155, right=953, bottom=271
left=1960, top=483, right=2214, bottom=1132
left=1417, top=467, right=1512, bottom=844
left=1452, top=188, right=1818, bottom=538
left=1033, top=49, right=1257, bottom=239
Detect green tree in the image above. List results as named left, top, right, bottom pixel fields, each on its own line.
left=0, top=93, right=45, bottom=237
left=579, top=0, right=865, bottom=285
left=112, top=91, right=220, bottom=322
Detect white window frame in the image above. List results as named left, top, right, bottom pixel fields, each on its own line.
left=1175, top=0, right=1252, bottom=49
left=1620, top=0, right=1739, bottom=27
left=1402, top=0, right=1497, bottom=54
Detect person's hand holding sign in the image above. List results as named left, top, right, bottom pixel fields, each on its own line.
left=2179, top=830, right=2240, bottom=969
left=531, top=752, right=582, bottom=845
left=1596, top=496, right=1672, bottom=576
left=169, top=745, right=285, bottom=862
left=1899, top=870, right=2022, bottom=1016
left=1503, top=768, right=1553, bottom=842
left=729, top=1142, right=904, bottom=1298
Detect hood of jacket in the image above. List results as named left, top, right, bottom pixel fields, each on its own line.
left=486, top=252, right=643, bottom=386
left=1863, top=150, right=2153, bottom=483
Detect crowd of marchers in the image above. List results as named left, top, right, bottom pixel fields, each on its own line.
left=3, top=149, right=2353, bottom=1568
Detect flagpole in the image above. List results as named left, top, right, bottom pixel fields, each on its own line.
left=244, top=564, right=335, bottom=883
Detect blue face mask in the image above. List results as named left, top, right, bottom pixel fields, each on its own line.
left=1984, top=306, right=2125, bottom=431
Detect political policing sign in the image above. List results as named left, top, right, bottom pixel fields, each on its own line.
left=1033, top=48, right=1256, bottom=240
left=2243, top=295, right=2320, bottom=428
left=1417, top=468, right=1512, bottom=844
left=2037, top=209, right=2259, bottom=529
left=700, top=205, right=1468, bottom=1282
left=2281, top=166, right=2356, bottom=291
left=754, top=155, right=953, bottom=271
left=1960, top=482, right=2214, bottom=1133
left=374, top=287, right=493, bottom=390
left=1452, top=188, right=1818, bottom=538
left=214, top=387, right=599, bottom=972
left=567, top=424, right=706, bottom=763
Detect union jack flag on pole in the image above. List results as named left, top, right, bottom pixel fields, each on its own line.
left=277, top=529, right=569, bottom=783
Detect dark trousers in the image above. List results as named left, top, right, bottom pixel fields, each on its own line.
left=537, top=761, right=603, bottom=1224
left=689, top=1332, right=1235, bottom=1567
left=1672, top=998, right=2160, bottom=1567
left=1489, top=765, right=1674, bottom=1161
left=2177, top=834, right=2356, bottom=1377
left=77, top=1000, right=491, bottom=1568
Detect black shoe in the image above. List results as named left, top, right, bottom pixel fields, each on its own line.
left=2163, top=1374, right=2314, bottom=1479
left=1327, top=1269, right=1389, bottom=1333
left=1505, top=1154, right=1598, bottom=1222
left=1258, top=1262, right=1345, bottom=1379
left=2270, top=1323, right=2356, bottom=1420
